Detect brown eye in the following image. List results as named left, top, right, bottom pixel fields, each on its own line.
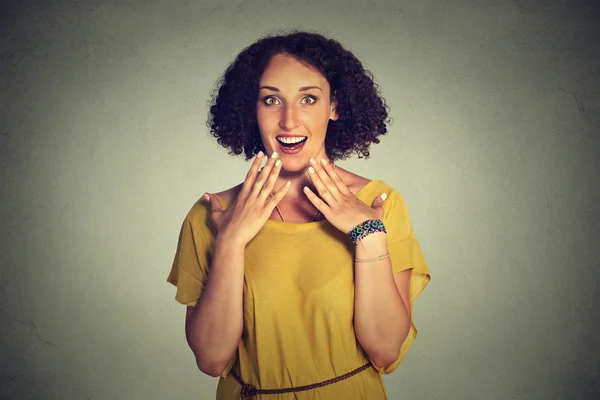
left=301, top=96, right=317, bottom=105
left=264, top=96, right=280, bottom=106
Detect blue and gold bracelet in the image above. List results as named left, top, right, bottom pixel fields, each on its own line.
left=347, top=219, right=387, bottom=245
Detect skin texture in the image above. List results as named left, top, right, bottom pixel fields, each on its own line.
left=184, top=152, right=290, bottom=376
left=257, top=53, right=338, bottom=174
left=208, top=31, right=390, bottom=161
left=304, top=157, right=412, bottom=368
left=186, top=53, right=412, bottom=376
left=256, top=53, right=341, bottom=221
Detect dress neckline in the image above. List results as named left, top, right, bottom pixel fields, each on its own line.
left=213, top=179, right=384, bottom=231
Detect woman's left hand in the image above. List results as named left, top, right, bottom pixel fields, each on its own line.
left=304, top=158, right=387, bottom=234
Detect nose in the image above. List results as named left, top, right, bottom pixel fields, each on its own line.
left=279, top=104, right=300, bottom=131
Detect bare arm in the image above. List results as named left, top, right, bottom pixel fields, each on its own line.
left=301, top=158, right=412, bottom=370
left=182, top=151, right=290, bottom=377
left=185, top=236, right=245, bottom=377
left=353, top=233, right=411, bottom=369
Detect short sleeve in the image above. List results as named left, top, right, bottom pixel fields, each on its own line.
left=167, top=199, right=213, bottom=307
left=166, top=198, right=237, bottom=378
left=372, top=189, right=431, bottom=374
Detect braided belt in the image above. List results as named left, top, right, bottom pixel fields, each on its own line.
left=230, top=362, right=372, bottom=399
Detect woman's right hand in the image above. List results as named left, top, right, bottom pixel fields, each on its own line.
left=204, top=151, right=290, bottom=247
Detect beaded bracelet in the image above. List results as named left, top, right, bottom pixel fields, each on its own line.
left=347, top=219, right=387, bottom=245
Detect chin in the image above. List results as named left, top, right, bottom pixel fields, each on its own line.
left=280, top=159, right=309, bottom=173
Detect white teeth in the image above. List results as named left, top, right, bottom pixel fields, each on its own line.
left=277, top=136, right=307, bottom=144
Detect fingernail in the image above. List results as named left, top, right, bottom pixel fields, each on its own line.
left=257, top=151, right=264, bottom=158
left=271, top=151, right=279, bottom=159
left=275, top=159, right=281, bottom=167
left=308, top=166, right=315, bottom=174
left=381, top=193, right=387, bottom=201
left=285, top=181, right=291, bottom=187
left=203, top=193, right=210, bottom=201
left=321, top=158, right=328, bottom=165
left=309, top=158, right=316, bottom=165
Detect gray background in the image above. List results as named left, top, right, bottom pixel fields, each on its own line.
left=1, top=0, right=599, bottom=399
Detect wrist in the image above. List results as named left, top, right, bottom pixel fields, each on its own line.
left=354, top=232, right=388, bottom=254
left=216, top=231, right=247, bottom=250
left=347, top=219, right=387, bottom=246
left=354, top=233, right=389, bottom=267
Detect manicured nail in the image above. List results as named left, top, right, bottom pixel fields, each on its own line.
left=275, top=160, right=281, bottom=167
left=285, top=181, right=291, bottom=187
left=271, top=151, right=279, bottom=159
left=309, top=158, right=316, bottom=165
left=321, top=158, right=328, bottom=166
left=381, top=193, right=387, bottom=201
left=203, top=193, right=210, bottom=201
left=308, top=166, right=315, bottom=174
left=257, top=151, right=264, bottom=158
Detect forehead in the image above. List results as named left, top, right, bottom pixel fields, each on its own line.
left=259, top=53, right=329, bottom=90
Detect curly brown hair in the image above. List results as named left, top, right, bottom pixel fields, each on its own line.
left=207, top=31, right=390, bottom=161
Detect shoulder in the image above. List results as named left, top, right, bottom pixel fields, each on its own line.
left=336, top=167, right=372, bottom=195
left=184, top=183, right=242, bottom=222
left=214, top=183, right=243, bottom=208
left=336, top=167, right=399, bottom=198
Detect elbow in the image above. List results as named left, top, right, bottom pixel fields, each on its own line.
left=367, top=329, right=408, bottom=370
left=186, top=331, right=240, bottom=378
left=360, top=324, right=410, bottom=369
left=370, top=348, right=400, bottom=370
left=196, top=358, right=227, bottom=377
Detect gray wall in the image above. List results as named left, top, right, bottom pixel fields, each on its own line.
left=1, top=1, right=599, bottom=399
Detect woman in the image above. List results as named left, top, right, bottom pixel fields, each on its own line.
left=167, top=31, right=430, bottom=399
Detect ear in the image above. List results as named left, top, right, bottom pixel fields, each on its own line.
left=329, top=97, right=339, bottom=121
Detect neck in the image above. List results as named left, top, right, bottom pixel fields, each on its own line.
left=275, top=168, right=313, bottom=200
left=273, top=168, right=322, bottom=223
left=274, top=149, right=331, bottom=200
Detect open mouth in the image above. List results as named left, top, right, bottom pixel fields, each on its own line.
left=276, top=136, right=308, bottom=148
left=276, top=136, right=308, bottom=155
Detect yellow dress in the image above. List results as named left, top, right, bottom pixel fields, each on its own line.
left=167, top=180, right=430, bottom=399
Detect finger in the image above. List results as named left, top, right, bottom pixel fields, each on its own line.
left=370, top=193, right=387, bottom=218
left=309, top=158, right=342, bottom=202
left=204, top=193, right=223, bottom=214
left=258, top=158, right=283, bottom=200
left=371, top=193, right=386, bottom=209
left=307, top=162, right=337, bottom=205
left=266, top=180, right=292, bottom=209
left=239, top=152, right=265, bottom=198
left=320, top=158, right=352, bottom=196
left=303, top=186, right=331, bottom=217
left=251, top=151, right=279, bottom=197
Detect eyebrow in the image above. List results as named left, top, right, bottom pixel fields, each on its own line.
left=259, top=85, right=322, bottom=92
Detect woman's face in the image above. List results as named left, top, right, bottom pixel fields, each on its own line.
left=256, top=53, right=338, bottom=172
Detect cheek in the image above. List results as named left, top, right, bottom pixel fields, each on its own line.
left=256, top=107, right=276, bottom=127
left=309, top=108, right=332, bottom=131
left=255, top=109, right=269, bottom=135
